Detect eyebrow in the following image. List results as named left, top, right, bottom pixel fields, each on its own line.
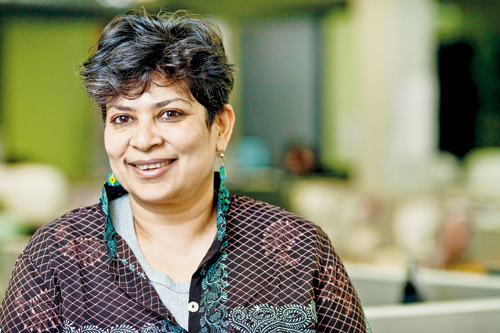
left=108, top=97, right=193, bottom=112
left=154, top=97, right=193, bottom=109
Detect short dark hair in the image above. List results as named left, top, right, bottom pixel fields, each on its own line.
left=79, top=8, right=235, bottom=127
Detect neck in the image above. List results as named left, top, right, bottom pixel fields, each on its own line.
left=128, top=175, right=217, bottom=241
left=128, top=177, right=219, bottom=282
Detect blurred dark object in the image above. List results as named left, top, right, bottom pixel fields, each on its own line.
left=5, top=155, right=31, bottom=164
left=283, top=144, right=349, bottom=179
left=18, top=224, right=39, bottom=236
left=438, top=42, right=478, bottom=159
left=284, top=145, right=317, bottom=175
left=401, top=260, right=424, bottom=304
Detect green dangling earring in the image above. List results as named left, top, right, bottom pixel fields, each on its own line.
left=217, top=151, right=230, bottom=216
left=219, top=152, right=227, bottom=180
left=107, top=173, right=120, bottom=187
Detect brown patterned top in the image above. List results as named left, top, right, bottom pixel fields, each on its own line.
left=0, top=182, right=369, bottom=333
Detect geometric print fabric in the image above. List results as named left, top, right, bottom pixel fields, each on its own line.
left=0, top=183, right=367, bottom=332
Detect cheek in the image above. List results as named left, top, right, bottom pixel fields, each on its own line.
left=104, top=130, right=127, bottom=160
left=173, top=124, right=216, bottom=154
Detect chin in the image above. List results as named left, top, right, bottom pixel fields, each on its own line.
left=126, top=185, right=174, bottom=205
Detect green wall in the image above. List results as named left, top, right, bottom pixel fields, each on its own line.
left=320, top=8, right=359, bottom=173
left=1, top=17, right=97, bottom=179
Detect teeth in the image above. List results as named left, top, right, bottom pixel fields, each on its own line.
left=136, top=161, right=169, bottom=170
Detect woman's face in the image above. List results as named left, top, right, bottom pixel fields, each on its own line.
left=104, top=84, right=228, bottom=207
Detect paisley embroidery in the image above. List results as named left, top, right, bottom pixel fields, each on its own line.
left=216, top=208, right=228, bottom=242
left=319, top=265, right=354, bottom=315
left=228, top=301, right=317, bottom=333
left=262, top=218, right=301, bottom=266
left=200, top=250, right=229, bottom=333
left=100, top=186, right=117, bottom=262
left=161, top=320, right=186, bottom=333
left=54, top=225, right=70, bottom=242
left=62, top=321, right=164, bottom=333
left=141, top=323, right=161, bottom=333
left=60, top=236, right=105, bottom=267
left=15, top=289, right=61, bottom=332
left=199, top=174, right=230, bottom=332
left=216, top=169, right=230, bottom=242
left=55, top=224, right=105, bottom=267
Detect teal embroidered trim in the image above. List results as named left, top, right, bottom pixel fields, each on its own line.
left=100, top=186, right=117, bottom=262
left=199, top=170, right=230, bottom=332
left=200, top=250, right=229, bottom=333
left=161, top=319, right=187, bottom=333
left=99, top=186, right=148, bottom=280
left=228, top=301, right=317, bottom=333
left=99, top=172, right=231, bottom=333
left=101, top=170, right=230, bottom=260
left=365, top=312, right=372, bottom=333
left=216, top=166, right=230, bottom=241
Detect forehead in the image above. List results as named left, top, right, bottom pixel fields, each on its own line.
left=107, top=82, right=196, bottom=110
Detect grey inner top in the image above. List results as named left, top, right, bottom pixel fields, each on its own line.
left=110, top=194, right=191, bottom=330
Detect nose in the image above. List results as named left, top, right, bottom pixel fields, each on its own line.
left=130, top=119, right=163, bottom=151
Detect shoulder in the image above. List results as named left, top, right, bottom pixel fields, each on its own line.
left=228, top=195, right=332, bottom=249
left=23, top=204, right=106, bottom=269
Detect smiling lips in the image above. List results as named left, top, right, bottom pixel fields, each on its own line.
left=135, top=161, right=170, bottom=170
left=130, top=159, right=176, bottom=176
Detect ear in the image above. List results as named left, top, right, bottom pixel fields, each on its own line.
left=215, top=104, right=235, bottom=152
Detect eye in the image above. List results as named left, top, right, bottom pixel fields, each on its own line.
left=112, top=115, right=132, bottom=124
left=160, top=110, right=182, bottom=120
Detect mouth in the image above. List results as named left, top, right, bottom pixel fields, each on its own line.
left=134, top=160, right=173, bottom=170
left=129, top=159, right=176, bottom=174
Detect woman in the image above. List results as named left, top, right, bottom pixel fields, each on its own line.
left=0, top=9, right=370, bottom=333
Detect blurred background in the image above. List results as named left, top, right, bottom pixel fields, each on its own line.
left=2, top=0, right=500, bottom=331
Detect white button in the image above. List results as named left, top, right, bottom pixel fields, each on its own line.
left=188, top=301, right=199, bottom=312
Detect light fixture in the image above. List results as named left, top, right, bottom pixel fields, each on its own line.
left=96, top=0, right=155, bottom=9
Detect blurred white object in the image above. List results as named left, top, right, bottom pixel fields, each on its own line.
left=347, top=263, right=500, bottom=333
left=0, top=163, right=69, bottom=225
left=289, top=180, right=343, bottom=244
left=466, top=148, right=500, bottom=199
left=392, top=197, right=442, bottom=261
left=388, top=151, right=460, bottom=194
left=289, top=179, right=382, bottom=258
left=463, top=149, right=500, bottom=266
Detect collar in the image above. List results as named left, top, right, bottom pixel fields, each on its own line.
left=98, top=172, right=229, bottom=264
